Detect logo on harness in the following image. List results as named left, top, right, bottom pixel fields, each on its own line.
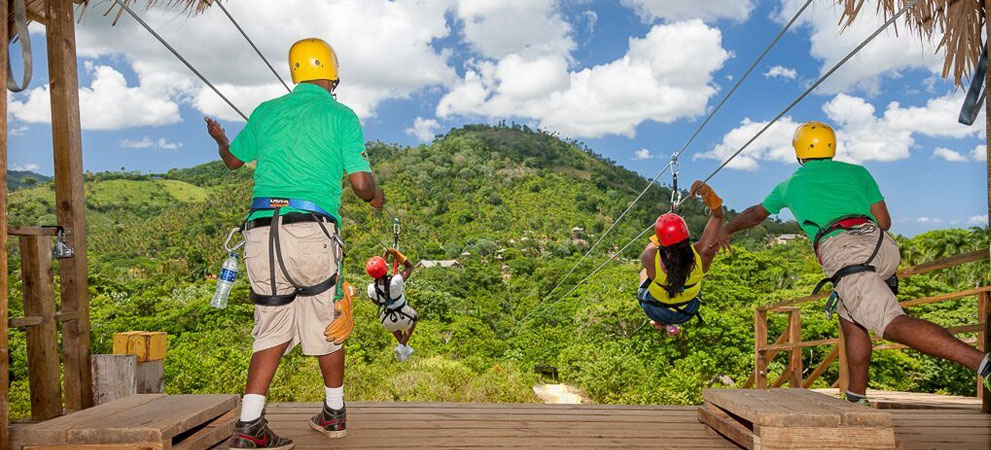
left=268, top=198, right=290, bottom=208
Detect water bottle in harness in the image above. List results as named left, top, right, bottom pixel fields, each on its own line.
left=242, top=197, right=345, bottom=307
left=807, top=215, right=898, bottom=319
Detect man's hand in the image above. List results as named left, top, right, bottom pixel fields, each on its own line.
left=387, top=247, right=408, bottom=265
left=715, top=230, right=733, bottom=254
left=370, top=188, right=385, bottom=210
left=204, top=117, right=229, bottom=147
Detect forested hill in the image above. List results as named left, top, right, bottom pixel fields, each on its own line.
left=4, top=124, right=987, bottom=417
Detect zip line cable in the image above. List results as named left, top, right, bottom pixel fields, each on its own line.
left=542, top=0, right=814, bottom=300
left=215, top=0, right=292, bottom=93
left=110, top=0, right=248, bottom=121
left=541, top=0, right=920, bottom=313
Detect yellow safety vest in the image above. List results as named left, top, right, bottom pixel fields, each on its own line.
left=648, top=244, right=704, bottom=305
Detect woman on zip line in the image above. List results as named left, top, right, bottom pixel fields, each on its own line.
left=638, top=180, right=724, bottom=336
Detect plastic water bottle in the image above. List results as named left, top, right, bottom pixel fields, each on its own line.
left=211, top=253, right=238, bottom=309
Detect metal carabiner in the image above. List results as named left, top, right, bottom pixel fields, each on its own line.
left=224, top=227, right=245, bottom=254
left=392, top=217, right=401, bottom=250
left=669, top=153, right=682, bottom=211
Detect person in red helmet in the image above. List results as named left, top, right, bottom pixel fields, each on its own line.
left=366, top=248, right=418, bottom=361
left=638, top=181, right=725, bottom=336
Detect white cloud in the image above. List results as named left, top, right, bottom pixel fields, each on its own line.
left=775, top=0, right=944, bottom=94
left=9, top=63, right=180, bottom=130
left=405, top=117, right=441, bottom=142
left=120, top=136, right=183, bottom=150
left=969, top=215, right=989, bottom=225
left=622, top=0, right=754, bottom=22
left=438, top=20, right=729, bottom=138
left=11, top=163, right=39, bottom=172
left=971, top=145, right=987, bottom=162
left=933, top=147, right=968, bottom=162
left=696, top=92, right=984, bottom=169
left=72, top=0, right=458, bottom=121
left=456, top=0, right=573, bottom=59
left=764, top=65, right=797, bottom=80
left=634, top=148, right=654, bottom=160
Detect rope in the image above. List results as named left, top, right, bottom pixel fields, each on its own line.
left=110, top=0, right=248, bottom=121
left=544, top=0, right=919, bottom=309
left=216, top=0, right=292, bottom=93
left=541, top=0, right=814, bottom=300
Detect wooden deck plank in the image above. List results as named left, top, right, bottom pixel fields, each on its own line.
left=702, top=389, right=843, bottom=427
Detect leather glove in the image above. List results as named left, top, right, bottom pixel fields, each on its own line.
left=324, top=282, right=355, bottom=345
left=387, top=247, right=408, bottom=265
left=689, top=180, right=722, bottom=211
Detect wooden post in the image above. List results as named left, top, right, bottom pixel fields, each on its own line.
left=754, top=310, right=768, bottom=389
left=47, top=0, right=92, bottom=411
left=21, top=236, right=62, bottom=420
left=0, top=0, right=9, bottom=446
left=837, top=321, right=850, bottom=393
left=984, top=0, right=991, bottom=415
left=788, top=309, right=803, bottom=388
left=979, top=291, right=990, bottom=413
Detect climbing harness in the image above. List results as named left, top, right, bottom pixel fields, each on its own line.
left=959, top=41, right=987, bottom=126
left=669, top=153, right=683, bottom=212
left=638, top=294, right=704, bottom=324
left=807, top=216, right=897, bottom=320
left=7, top=0, right=32, bottom=92
left=240, top=197, right=345, bottom=307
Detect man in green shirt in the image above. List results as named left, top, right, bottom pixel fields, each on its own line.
left=721, top=121, right=991, bottom=404
left=205, top=38, right=384, bottom=449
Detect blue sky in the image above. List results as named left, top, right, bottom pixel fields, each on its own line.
left=7, top=0, right=988, bottom=236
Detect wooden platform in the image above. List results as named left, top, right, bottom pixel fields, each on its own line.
left=204, top=401, right=990, bottom=449
left=12, top=394, right=239, bottom=450
left=812, top=388, right=983, bottom=411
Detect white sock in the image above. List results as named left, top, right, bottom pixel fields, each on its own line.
left=980, top=353, right=991, bottom=376
left=325, top=385, right=344, bottom=410
left=240, top=394, right=266, bottom=422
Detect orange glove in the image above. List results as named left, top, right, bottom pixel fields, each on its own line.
left=689, top=180, right=722, bottom=211
left=387, top=247, right=408, bottom=265
left=324, top=282, right=355, bottom=345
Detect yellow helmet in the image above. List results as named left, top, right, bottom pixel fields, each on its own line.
left=793, top=121, right=836, bottom=159
left=289, top=38, right=339, bottom=84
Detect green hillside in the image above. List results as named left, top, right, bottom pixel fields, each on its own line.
left=4, top=125, right=987, bottom=418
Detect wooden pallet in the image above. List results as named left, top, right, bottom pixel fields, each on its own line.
left=14, top=394, right=239, bottom=450
left=699, top=389, right=900, bottom=450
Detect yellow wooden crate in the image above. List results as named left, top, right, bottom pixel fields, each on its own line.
left=112, top=331, right=167, bottom=362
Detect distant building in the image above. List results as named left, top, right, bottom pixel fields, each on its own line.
left=416, top=260, right=462, bottom=269
left=571, top=226, right=589, bottom=250
left=769, top=234, right=806, bottom=246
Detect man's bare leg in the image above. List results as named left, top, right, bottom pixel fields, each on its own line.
left=246, top=341, right=291, bottom=394
left=882, top=315, right=985, bottom=370
left=317, top=348, right=345, bottom=389
left=840, top=318, right=872, bottom=396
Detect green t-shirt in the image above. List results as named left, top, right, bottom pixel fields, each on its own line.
left=229, top=83, right=371, bottom=223
left=762, top=159, right=884, bottom=240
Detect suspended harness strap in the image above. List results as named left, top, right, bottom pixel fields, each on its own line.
left=960, top=42, right=988, bottom=126
left=638, top=294, right=704, bottom=324
left=7, top=0, right=32, bottom=92
left=808, top=217, right=887, bottom=321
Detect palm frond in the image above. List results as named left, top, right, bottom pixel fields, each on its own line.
left=839, top=0, right=985, bottom=86
left=84, top=0, right=215, bottom=25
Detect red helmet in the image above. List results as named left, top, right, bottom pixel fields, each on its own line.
left=654, top=213, right=690, bottom=247
left=366, top=256, right=388, bottom=279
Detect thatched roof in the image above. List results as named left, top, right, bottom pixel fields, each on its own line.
left=839, top=0, right=985, bottom=86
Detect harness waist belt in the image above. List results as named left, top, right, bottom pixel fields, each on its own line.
left=244, top=213, right=333, bottom=231
left=251, top=197, right=334, bottom=219
left=250, top=273, right=339, bottom=306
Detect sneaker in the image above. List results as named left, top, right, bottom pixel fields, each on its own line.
left=403, top=344, right=414, bottom=359
left=665, top=325, right=681, bottom=337
left=230, top=416, right=294, bottom=450
left=309, top=403, right=347, bottom=438
left=394, top=344, right=405, bottom=361
left=983, top=372, right=990, bottom=393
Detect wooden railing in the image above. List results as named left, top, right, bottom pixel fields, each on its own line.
left=746, top=248, right=991, bottom=413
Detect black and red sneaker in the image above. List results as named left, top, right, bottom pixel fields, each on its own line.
left=229, top=416, right=294, bottom=450
left=308, top=403, right=347, bottom=438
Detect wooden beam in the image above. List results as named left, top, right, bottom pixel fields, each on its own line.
left=8, top=226, right=60, bottom=237
left=979, top=292, right=990, bottom=413
left=47, top=0, right=92, bottom=411
left=0, top=0, right=9, bottom=446
left=788, top=309, right=803, bottom=388
left=743, top=330, right=788, bottom=388
left=8, top=316, right=43, bottom=328
left=21, top=235, right=62, bottom=421
left=754, top=310, right=768, bottom=389
left=898, top=286, right=991, bottom=308
left=803, top=345, right=839, bottom=389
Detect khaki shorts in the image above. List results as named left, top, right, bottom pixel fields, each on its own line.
left=818, top=224, right=903, bottom=336
left=243, top=220, right=341, bottom=356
